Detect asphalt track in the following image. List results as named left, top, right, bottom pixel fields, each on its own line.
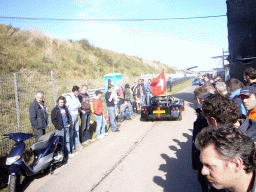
left=23, top=84, right=202, bottom=192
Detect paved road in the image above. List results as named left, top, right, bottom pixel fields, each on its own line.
left=23, top=85, right=201, bottom=192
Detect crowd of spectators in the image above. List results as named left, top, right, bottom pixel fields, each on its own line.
left=193, top=67, right=256, bottom=192
left=29, top=78, right=155, bottom=160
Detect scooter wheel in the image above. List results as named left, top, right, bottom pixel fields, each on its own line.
left=9, top=175, right=18, bottom=192
left=54, top=147, right=64, bottom=164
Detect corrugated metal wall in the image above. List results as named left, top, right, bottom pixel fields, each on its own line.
left=226, top=0, right=256, bottom=81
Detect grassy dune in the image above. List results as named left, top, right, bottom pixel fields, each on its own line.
left=0, top=24, right=175, bottom=81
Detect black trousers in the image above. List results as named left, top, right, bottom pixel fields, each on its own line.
left=80, top=112, right=92, bottom=142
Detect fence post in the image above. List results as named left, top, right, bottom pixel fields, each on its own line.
left=51, top=71, right=57, bottom=106
left=14, top=73, right=21, bottom=132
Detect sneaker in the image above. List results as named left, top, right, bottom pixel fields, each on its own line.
left=89, top=139, right=96, bottom=142
left=97, top=135, right=104, bottom=139
left=103, top=133, right=109, bottom=136
left=68, top=154, right=75, bottom=157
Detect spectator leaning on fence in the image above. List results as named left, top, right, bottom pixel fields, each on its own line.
left=93, top=90, right=108, bottom=138
left=29, top=91, right=49, bottom=141
left=51, top=96, right=73, bottom=158
left=65, top=86, right=83, bottom=153
left=78, top=85, right=94, bottom=144
left=195, top=125, right=256, bottom=192
left=105, top=85, right=119, bottom=132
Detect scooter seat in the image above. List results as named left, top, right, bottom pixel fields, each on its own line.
left=31, top=132, right=56, bottom=151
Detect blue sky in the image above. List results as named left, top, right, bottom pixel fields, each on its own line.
left=0, top=0, right=228, bottom=71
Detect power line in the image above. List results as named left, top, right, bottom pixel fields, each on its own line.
left=0, top=15, right=227, bottom=23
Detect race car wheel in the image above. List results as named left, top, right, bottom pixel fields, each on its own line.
left=140, top=117, right=148, bottom=121
left=179, top=100, right=185, bottom=111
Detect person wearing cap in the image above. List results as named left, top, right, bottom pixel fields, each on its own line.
left=105, top=85, right=119, bottom=132
left=93, top=90, right=107, bottom=139
left=192, top=87, right=209, bottom=192
left=240, top=86, right=256, bottom=122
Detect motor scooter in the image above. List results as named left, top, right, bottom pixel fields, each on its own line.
left=3, top=131, right=64, bottom=192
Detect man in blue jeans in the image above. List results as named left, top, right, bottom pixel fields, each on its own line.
left=105, top=85, right=120, bottom=132
left=51, top=96, right=73, bottom=157
left=93, top=90, right=108, bottom=139
left=145, top=79, right=152, bottom=105
left=65, top=86, right=83, bottom=153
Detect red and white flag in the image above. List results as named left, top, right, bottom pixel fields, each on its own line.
left=150, top=69, right=166, bottom=96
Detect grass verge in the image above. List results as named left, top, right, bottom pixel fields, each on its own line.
left=167, top=79, right=193, bottom=95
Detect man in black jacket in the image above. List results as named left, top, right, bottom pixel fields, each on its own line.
left=244, top=67, right=256, bottom=86
left=29, top=91, right=48, bottom=141
left=192, top=87, right=209, bottom=192
left=51, top=96, right=72, bottom=157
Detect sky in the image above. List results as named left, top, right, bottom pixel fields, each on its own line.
left=0, top=0, right=228, bottom=71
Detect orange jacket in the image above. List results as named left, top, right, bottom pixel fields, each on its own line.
left=93, top=96, right=104, bottom=115
left=247, top=108, right=256, bottom=122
